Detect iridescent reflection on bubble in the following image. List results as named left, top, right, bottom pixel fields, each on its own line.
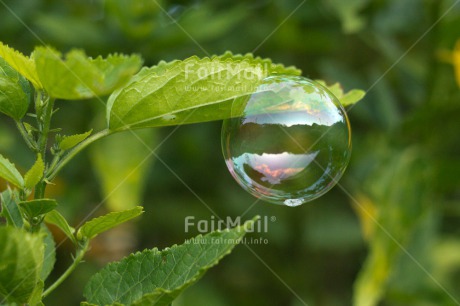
left=222, top=75, right=351, bottom=207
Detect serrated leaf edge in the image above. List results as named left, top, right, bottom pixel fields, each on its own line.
left=84, top=217, right=259, bottom=305
left=59, top=130, right=93, bottom=151
left=107, top=53, right=301, bottom=130
left=24, top=154, right=44, bottom=189
left=0, top=41, right=42, bottom=88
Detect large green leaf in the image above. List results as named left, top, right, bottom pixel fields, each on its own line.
left=0, top=57, right=32, bottom=120
left=106, top=52, right=301, bottom=130
left=83, top=216, right=259, bottom=305
left=0, top=42, right=42, bottom=89
left=24, top=154, right=44, bottom=189
left=0, top=154, right=24, bottom=188
left=77, top=206, right=144, bottom=240
left=0, top=227, right=44, bottom=304
left=0, top=189, right=23, bottom=228
left=34, top=47, right=142, bottom=100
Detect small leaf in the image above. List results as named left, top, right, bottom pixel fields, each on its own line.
left=40, top=225, right=56, bottom=282
left=77, top=206, right=143, bottom=240
left=59, top=130, right=93, bottom=151
left=24, top=154, right=45, bottom=189
left=341, top=89, right=366, bottom=106
left=34, top=47, right=142, bottom=100
left=0, top=154, right=24, bottom=188
left=19, top=199, right=58, bottom=219
left=44, top=210, right=77, bottom=245
left=315, top=79, right=366, bottom=106
left=24, top=122, right=38, bottom=133
left=0, top=189, right=24, bottom=228
left=0, top=227, right=44, bottom=304
left=107, top=52, right=301, bottom=130
left=0, top=57, right=32, bottom=120
left=83, top=216, right=259, bottom=305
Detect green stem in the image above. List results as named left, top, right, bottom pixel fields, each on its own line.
left=46, top=129, right=112, bottom=181
left=48, top=154, right=60, bottom=174
left=35, top=95, right=55, bottom=199
left=42, top=241, right=90, bottom=298
left=37, top=97, right=55, bottom=156
left=15, top=121, right=37, bottom=152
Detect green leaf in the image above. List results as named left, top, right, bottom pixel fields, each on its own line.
left=0, top=154, right=24, bottom=188
left=107, top=52, right=301, bottom=130
left=59, top=130, right=93, bottom=151
left=0, top=189, right=23, bottom=228
left=0, top=57, right=32, bottom=120
left=34, top=47, right=142, bottom=100
left=44, top=210, right=77, bottom=245
left=40, top=225, right=56, bottom=282
left=77, top=206, right=144, bottom=240
left=315, top=80, right=366, bottom=106
left=19, top=199, right=58, bottom=219
left=24, top=154, right=44, bottom=189
left=0, top=227, right=44, bottom=304
left=0, top=42, right=42, bottom=88
left=24, top=122, right=38, bottom=134
left=83, top=216, right=259, bottom=305
left=90, top=129, right=156, bottom=211
left=340, top=89, right=366, bottom=106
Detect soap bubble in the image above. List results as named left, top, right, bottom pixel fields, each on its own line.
left=221, top=75, right=351, bottom=207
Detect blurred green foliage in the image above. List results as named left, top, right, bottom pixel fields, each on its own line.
left=0, top=0, right=459, bottom=305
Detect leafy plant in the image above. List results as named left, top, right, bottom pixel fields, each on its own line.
left=0, top=41, right=364, bottom=305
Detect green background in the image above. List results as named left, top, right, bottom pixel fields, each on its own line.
left=0, top=0, right=459, bottom=305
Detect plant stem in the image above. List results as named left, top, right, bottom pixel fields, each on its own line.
left=46, top=129, right=112, bottom=181
left=35, top=94, right=55, bottom=199
left=42, top=241, right=90, bottom=298
left=37, top=96, right=55, bottom=156
left=48, top=154, right=60, bottom=174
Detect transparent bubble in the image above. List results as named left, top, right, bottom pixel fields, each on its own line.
left=221, top=75, right=351, bottom=207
